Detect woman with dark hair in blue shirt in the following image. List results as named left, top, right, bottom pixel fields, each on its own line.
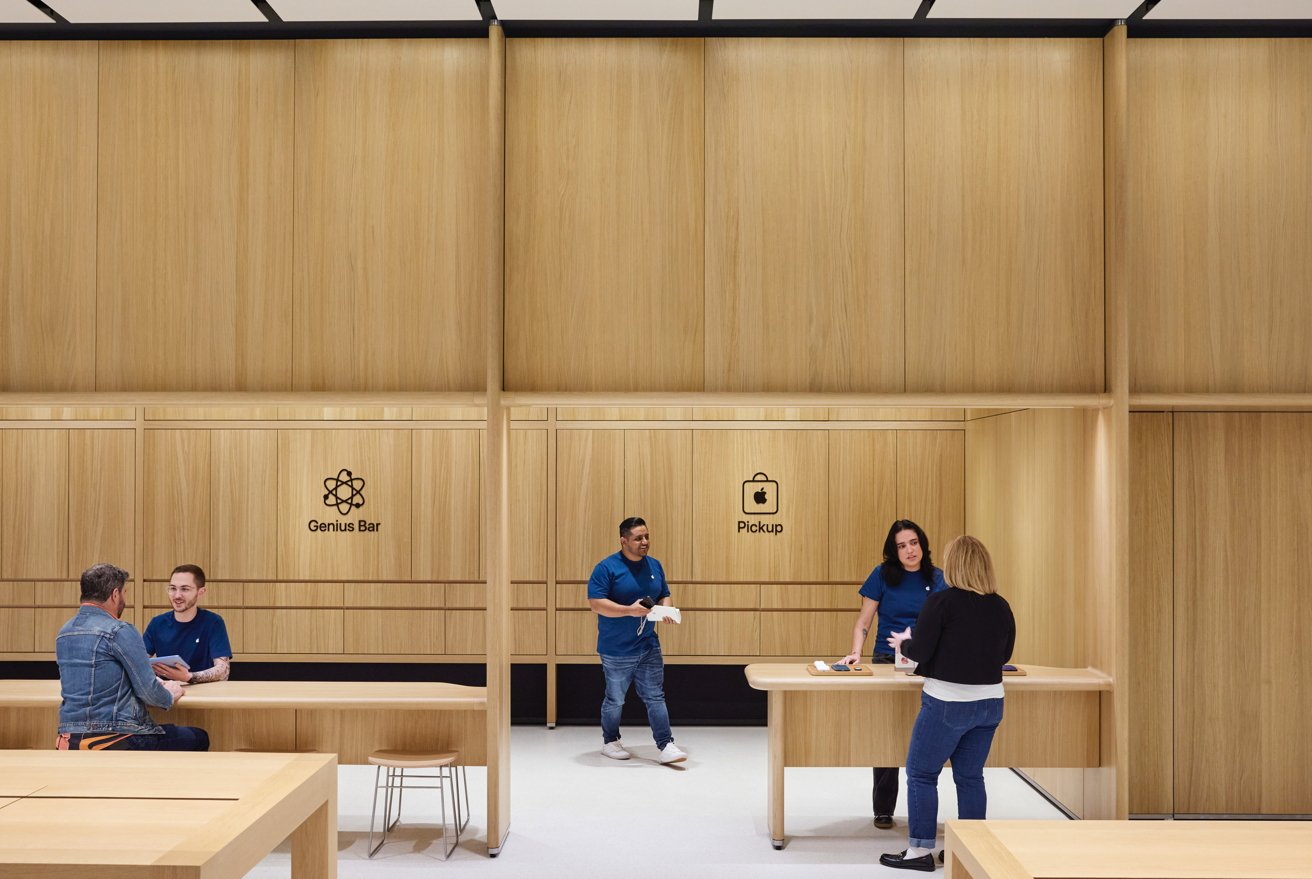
left=840, top=519, right=949, bottom=829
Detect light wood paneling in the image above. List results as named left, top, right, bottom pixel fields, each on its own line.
left=34, top=582, right=80, bottom=607
left=509, top=429, right=548, bottom=580
left=897, top=430, right=966, bottom=552
left=691, top=430, right=828, bottom=581
left=210, top=430, right=278, bottom=580
left=143, top=430, right=210, bottom=579
left=966, top=409, right=1089, bottom=668
left=277, top=430, right=412, bottom=581
left=623, top=430, right=692, bottom=577
left=669, top=583, right=759, bottom=609
left=447, top=583, right=544, bottom=609
left=97, top=41, right=293, bottom=391
left=445, top=610, right=547, bottom=655
left=343, top=583, right=444, bottom=609
left=244, top=582, right=343, bottom=608
left=1129, top=40, right=1312, bottom=393
left=66, top=430, right=136, bottom=576
left=345, top=610, right=444, bottom=654
left=293, top=39, right=488, bottom=391
left=413, top=430, right=481, bottom=580
left=557, top=408, right=694, bottom=421
left=828, top=431, right=897, bottom=580
left=1, top=430, right=68, bottom=579
left=1174, top=414, right=1312, bottom=814
left=555, top=611, right=595, bottom=655
left=505, top=39, right=704, bottom=391
left=298, top=708, right=485, bottom=765
left=760, top=584, right=857, bottom=610
left=243, top=609, right=343, bottom=654
left=1128, top=413, right=1173, bottom=815
left=660, top=611, right=759, bottom=655
left=704, top=39, right=903, bottom=392
left=555, top=430, right=624, bottom=580
left=905, top=39, right=1103, bottom=392
left=0, top=607, right=34, bottom=652
left=830, top=409, right=964, bottom=422
left=0, top=583, right=35, bottom=605
left=146, top=407, right=282, bottom=421
left=0, top=42, right=97, bottom=392
left=760, top=611, right=852, bottom=656
left=0, top=408, right=135, bottom=421
left=693, top=408, right=817, bottom=421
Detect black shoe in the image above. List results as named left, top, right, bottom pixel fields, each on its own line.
left=873, top=814, right=895, bottom=829
left=880, top=851, right=936, bottom=872
left=938, top=850, right=945, bottom=864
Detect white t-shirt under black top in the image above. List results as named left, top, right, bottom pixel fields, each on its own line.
left=901, top=588, right=1015, bottom=702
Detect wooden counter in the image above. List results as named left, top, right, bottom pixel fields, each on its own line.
left=744, top=663, right=1112, bottom=848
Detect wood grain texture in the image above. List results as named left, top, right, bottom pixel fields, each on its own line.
left=760, top=584, right=857, bottom=610
left=827, top=431, right=897, bottom=580
left=509, top=429, right=548, bottom=580
left=210, top=430, right=277, bottom=580
left=0, top=42, right=97, bottom=392
left=555, top=430, right=624, bottom=580
left=1174, top=414, right=1312, bottom=815
left=144, top=430, right=210, bottom=579
left=660, top=611, right=759, bottom=655
left=624, top=430, right=693, bottom=577
left=243, top=609, right=343, bottom=654
left=830, top=409, right=964, bottom=422
left=691, top=430, right=828, bottom=581
left=905, top=39, right=1103, bottom=392
left=966, top=410, right=1089, bottom=668
left=97, top=41, right=293, bottom=391
left=297, top=708, right=486, bottom=765
left=0, top=430, right=68, bottom=579
left=1128, top=40, right=1312, bottom=393
left=66, top=430, right=136, bottom=577
left=554, top=610, right=595, bottom=656
left=413, top=430, right=481, bottom=581
left=759, top=611, right=852, bottom=657
left=344, top=610, right=444, bottom=654
left=342, top=583, right=444, bottom=609
left=898, top=430, right=966, bottom=555
left=293, top=39, right=489, bottom=391
left=505, top=39, right=704, bottom=391
left=1129, top=413, right=1173, bottom=815
left=704, top=38, right=903, bottom=392
left=445, top=610, right=546, bottom=655
left=0, top=607, right=34, bottom=653
left=557, top=408, right=694, bottom=421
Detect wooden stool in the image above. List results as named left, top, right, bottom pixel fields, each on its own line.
left=366, top=749, right=467, bottom=860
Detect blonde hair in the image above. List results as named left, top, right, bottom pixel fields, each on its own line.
left=942, top=535, right=998, bottom=596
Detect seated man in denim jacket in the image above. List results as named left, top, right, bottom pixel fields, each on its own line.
left=55, top=563, right=209, bottom=751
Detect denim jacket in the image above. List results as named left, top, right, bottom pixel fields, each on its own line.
left=56, top=605, right=175, bottom=734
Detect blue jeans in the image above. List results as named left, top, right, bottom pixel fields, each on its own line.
left=599, top=642, right=673, bottom=749
left=63, top=723, right=210, bottom=751
left=905, top=693, right=1004, bottom=849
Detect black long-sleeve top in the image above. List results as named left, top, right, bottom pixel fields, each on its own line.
left=901, top=587, right=1016, bottom=685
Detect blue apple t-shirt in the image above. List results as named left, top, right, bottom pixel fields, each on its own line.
left=587, top=552, right=670, bottom=656
left=142, top=608, right=232, bottom=672
left=859, top=564, right=948, bottom=657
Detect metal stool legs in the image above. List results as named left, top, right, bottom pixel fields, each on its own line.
left=367, top=763, right=461, bottom=860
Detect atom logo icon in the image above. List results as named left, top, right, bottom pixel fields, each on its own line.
left=323, top=469, right=366, bottom=516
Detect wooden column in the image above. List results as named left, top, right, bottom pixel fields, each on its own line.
left=485, top=22, right=512, bottom=855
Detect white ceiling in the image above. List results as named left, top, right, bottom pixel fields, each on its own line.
left=493, top=0, right=701, bottom=19
left=1, top=0, right=53, bottom=23
left=930, top=0, right=1141, bottom=17
left=269, top=0, right=481, bottom=21
left=1147, top=0, right=1312, bottom=18
left=714, top=0, right=922, bottom=18
left=46, top=0, right=266, bottom=23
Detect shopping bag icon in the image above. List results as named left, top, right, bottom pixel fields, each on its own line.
left=742, top=472, right=778, bottom=515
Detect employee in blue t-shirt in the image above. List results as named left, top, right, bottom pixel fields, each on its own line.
left=839, top=519, right=948, bottom=830
left=587, top=517, right=687, bottom=766
left=143, top=564, right=232, bottom=685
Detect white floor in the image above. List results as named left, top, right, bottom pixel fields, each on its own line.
left=249, top=725, right=1067, bottom=878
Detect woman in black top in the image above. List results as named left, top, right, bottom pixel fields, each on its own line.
left=880, top=535, right=1016, bottom=872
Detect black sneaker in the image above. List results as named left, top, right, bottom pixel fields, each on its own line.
left=938, top=850, right=945, bottom=864
left=880, top=851, right=936, bottom=872
left=873, top=814, right=895, bottom=829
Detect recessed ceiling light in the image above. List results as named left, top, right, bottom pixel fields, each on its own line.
left=493, top=0, right=700, bottom=20
left=715, top=0, right=922, bottom=19
left=268, top=0, right=481, bottom=21
left=45, top=0, right=267, bottom=23
left=929, top=0, right=1140, bottom=17
left=1147, top=0, right=1312, bottom=18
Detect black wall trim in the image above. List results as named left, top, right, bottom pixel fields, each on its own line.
left=1129, top=20, right=1312, bottom=38
left=0, top=20, right=490, bottom=39
left=497, top=19, right=1114, bottom=38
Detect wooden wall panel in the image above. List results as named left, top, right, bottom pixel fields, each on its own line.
left=660, top=611, right=759, bottom=655
left=413, top=430, right=481, bottom=581
left=966, top=410, right=1089, bottom=667
left=97, top=41, right=293, bottom=390
left=897, top=430, right=966, bottom=553
left=555, top=430, right=624, bottom=580
left=243, top=609, right=343, bottom=654
left=0, top=431, right=68, bottom=579
left=0, top=42, right=97, bottom=392
left=623, top=430, right=693, bottom=578
left=346, top=610, right=445, bottom=654
left=905, top=39, right=1103, bottom=392
left=828, top=432, right=897, bottom=580
left=277, top=430, right=412, bottom=581
left=293, top=39, right=488, bottom=391
left=1128, top=413, right=1174, bottom=815
left=0, top=608, right=34, bottom=653
left=508, top=430, right=548, bottom=581
left=210, top=430, right=277, bottom=580
left=67, top=430, right=135, bottom=576
left=704, top=39, right=903, bottom=392
left=555, top=611, right=594, bottom=655
left=344, top=583, right=444, bottom=609
left=691, top=430, right=828, bottom=581
left=505, top=39, right=704, bottom=391
left=446, top=610, right=547, bottom=655
left=760, top=611, right=851, bottom=656
left=1129, top=40, right=1312, bottom=393
left=144, top=431, right=210, bottom=579
left=1174, top=414, right=1312, bottom=815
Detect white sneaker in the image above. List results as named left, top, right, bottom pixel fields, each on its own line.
left=658, top=742, right=687, bottom=764
left=601, top=740, right=631, bottom=760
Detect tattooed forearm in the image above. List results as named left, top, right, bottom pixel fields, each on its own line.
left=189, top=657, right=230, bottom=684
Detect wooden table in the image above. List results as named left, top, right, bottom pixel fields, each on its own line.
left=0, top=749, right=337, bottom=878
left=946, top=819, right=1312, bottom=879
left=744, top=663, right=1112, bottom=849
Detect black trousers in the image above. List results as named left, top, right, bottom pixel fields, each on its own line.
left=871, top=652, right=898, bottom=815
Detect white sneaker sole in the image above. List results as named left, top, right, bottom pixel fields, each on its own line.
left=659, top=754, right=687, bottom=764
left=602, top=750, right=631, bottom=760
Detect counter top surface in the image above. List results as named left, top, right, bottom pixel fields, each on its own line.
left=744, top=663, right=1112, bottom=692
left=0, top=679, right=488, bottom=710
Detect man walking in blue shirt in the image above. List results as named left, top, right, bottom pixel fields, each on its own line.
left=587, top=517, right=686, bottom=764
left=143, top=564, right=232, bottom=685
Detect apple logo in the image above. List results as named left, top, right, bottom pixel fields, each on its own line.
left=753, top=488, right=768, bottom=505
